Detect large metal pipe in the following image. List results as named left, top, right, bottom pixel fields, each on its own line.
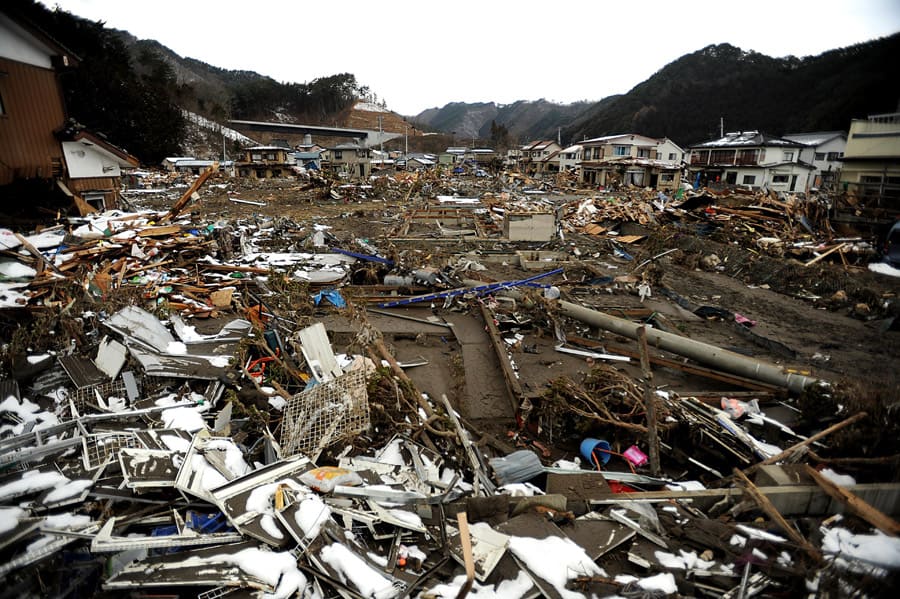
left=557, top=300, right=819, bottom=393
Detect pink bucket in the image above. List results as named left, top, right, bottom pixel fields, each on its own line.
left=623, top=445, right=648, bottom=467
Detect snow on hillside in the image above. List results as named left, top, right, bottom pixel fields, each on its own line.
left=182, top=110, right=257, bottom=146
left=354, top=101, right=389, bottom=113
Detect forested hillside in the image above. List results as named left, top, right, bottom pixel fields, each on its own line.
left=563, top=36, right=900, bottom=145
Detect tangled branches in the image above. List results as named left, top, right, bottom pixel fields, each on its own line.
left=539, top=364, right=673, bottom=438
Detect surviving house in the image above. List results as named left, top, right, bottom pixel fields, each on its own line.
left=839, top=113, right=900, bottom=211
left=0, top=10, right=139, bottom=210
left=558, top=144, right=583, bottom=173
left=469, top=148, right=496, bottom=167
left=236, top=146, right=294, bottom=179
left=688, top=131, right=813, bottom=193
left=579, top=134, right=684, bottom=191
left=783, top=131, right=847, bottom=190
left=325, top=142, right=372, bottom=179
left=404, top=154, right=437, bottom=170
left=519, top=140, right=562, bottom=175
left=161, top=156, right=197, bottom=172
left=441, top=147, right=468, bottom=165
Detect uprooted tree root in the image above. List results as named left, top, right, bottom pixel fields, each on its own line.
left=537, top=364, right=674, bottom=443
left=798, top=379, right=900, bottom=480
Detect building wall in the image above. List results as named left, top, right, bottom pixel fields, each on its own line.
left=845, top=117, right=900, bottom=159
left=0, top=56, right=66, bottom=185
left=714, top=164, right=811, bottom=192
left=62, top=142, right=123, bottom=178
left=0, top=14, right=54, bottom=69
left=656, top=139, right=684, bottom=163
left=67, top=177, right=119, bottom=210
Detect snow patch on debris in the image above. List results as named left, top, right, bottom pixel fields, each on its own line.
left=868, top=261, right=900, bottom=278
left=0, top=506, right=25, bottom=534
left=0, top=470, right=68, bottom=502
left=615, top=572, right=678, bottom=594
left=44, top=479, right=93, bottom=503
left=422, top=571, right=533, bottom=598
left=508, top=535, right=605, bottom=599
left=320, top=542, right=397, bottom=598
left=821, top=527, right=900, bottom=571
left=820, top=468, right=856, bottom=486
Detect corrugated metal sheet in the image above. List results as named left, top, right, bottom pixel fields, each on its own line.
left=0, top=58, right=66, bottom=185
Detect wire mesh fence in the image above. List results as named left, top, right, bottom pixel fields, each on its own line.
left=279, top=368, right=370, bottom=459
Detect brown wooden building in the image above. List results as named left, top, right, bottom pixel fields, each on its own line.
left=0, top=10, right=76, bottom=186
left=0, top=9, right=138, bottom=210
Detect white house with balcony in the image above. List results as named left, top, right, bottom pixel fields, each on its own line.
left=687, top=131, right=814, bottom=193
left=519, top=140, right=562, bottom=174
left=558, top=144, right=583, bottom=173
left=783, top=131, right=846, bottom=190
left=579, top=134, right=684, bottom=191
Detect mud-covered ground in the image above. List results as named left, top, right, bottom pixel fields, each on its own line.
left=131, top=176, right=900, bottom=460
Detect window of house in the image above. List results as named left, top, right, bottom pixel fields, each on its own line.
left=333, top=151, right=343, bottom=160
left=251, top=153, right=262, bottom=161
left=738, top=149, right=758, bottom=164
left=783, top=151, right=794, bottom=161
left=742, top=175, right=756, bottom=185
left=814, top=152, right=826, bottom=160
left=637, top=148, right=651, bottom=158
left=265, top=153, right=276, bottom=161
left=826, top=152, right=844, bottom=161
left=772, top=174, right=789, bottom=183
left=668, top=152, right=677, bottom=161
left=660, top=173, right=674, bottom=182
left=710, top=150, right=734, bottom=164
left=613, top=145, right=629, bottom=156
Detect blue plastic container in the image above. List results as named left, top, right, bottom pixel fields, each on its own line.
left=580, top=438, right=612, bottom=466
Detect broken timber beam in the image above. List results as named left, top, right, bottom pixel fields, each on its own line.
left=804, top=465, right=900, bottom=536
left=455, top=512, right=475, bottom=599
left=741, top=412, right=868, bottom=477
left=160, top=161, right=218, bottom=222
left=637, top=326, right=661, bottom=476
left=733, top=468, right=824, bottom=563
left=804, top=243, right=847, bottom=267
left=478, top=301, right=525, bottom=416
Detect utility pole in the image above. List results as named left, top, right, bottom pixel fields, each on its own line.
left=720, top=117, right=724, bottom=137
left=376, top=115, right=384, bottom=169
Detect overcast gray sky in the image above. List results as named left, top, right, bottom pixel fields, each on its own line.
left=43, top=0, right=900, bottom=116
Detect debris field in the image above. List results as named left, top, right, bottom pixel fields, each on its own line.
left=0, top=167, right=899, bottom=599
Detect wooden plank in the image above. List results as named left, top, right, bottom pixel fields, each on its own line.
left=455, top=513, right=475, bottom=599
left=742, top=412, right=868, bottom=477
left=138, top=225, right=183, bottom=237
left=733, top=468, right=824, bottom=563
left=804, top=465, right=900, bottom=536
left=637, top=326, right=661, bottom=476
left=160, top=162, right=218, bottom=222
left=478, top=302, right=524, bottom=415
left=804, top=243, right=847, bottom=266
